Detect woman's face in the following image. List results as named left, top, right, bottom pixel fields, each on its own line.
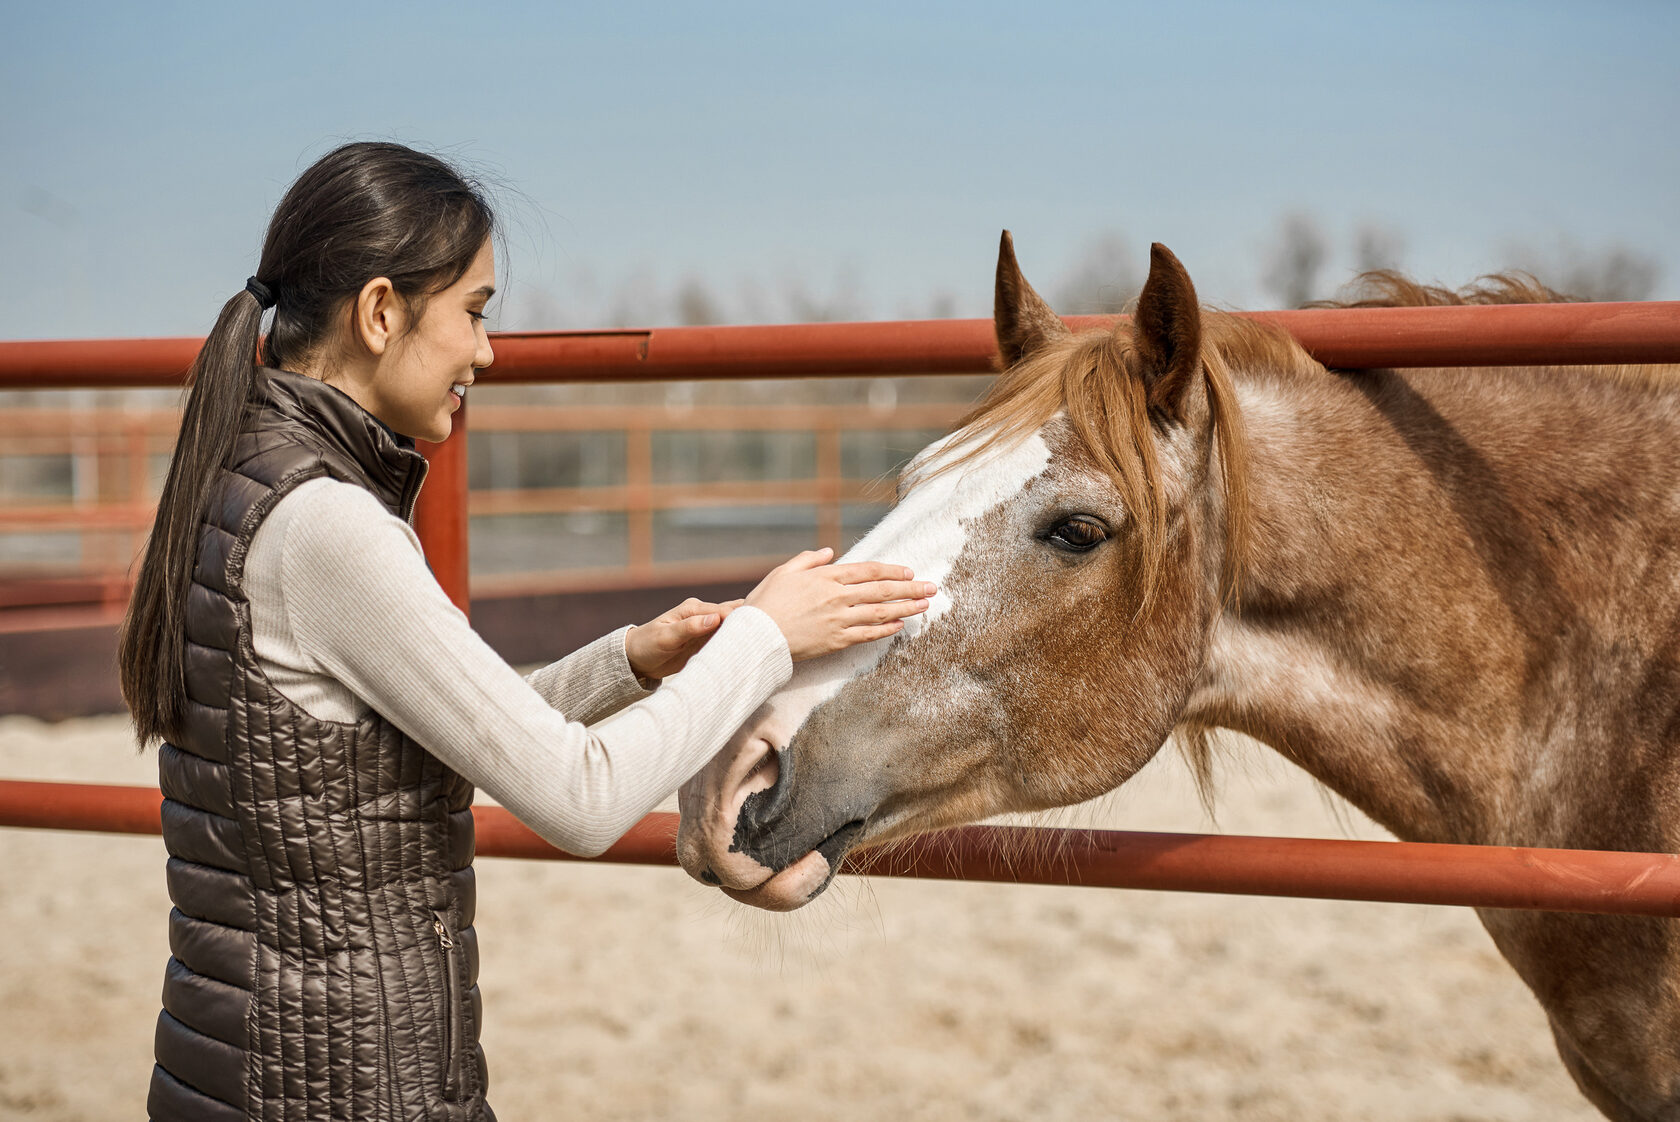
left=364, top=239, right=496, bottom=442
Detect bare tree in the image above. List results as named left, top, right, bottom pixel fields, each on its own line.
left=1352, top=222, right=1406, bottom=275
left=784, top=266, right=865, bottom=323
left=1505, top=238, right=1661, bottom=302
left=1055, top=231, right=1140, bottom=315
left=675, top=278, right=722, bottom=325
left=1261, top=212, right=1329, bottom=308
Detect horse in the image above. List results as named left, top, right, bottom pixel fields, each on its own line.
left=675, top=232, right=1680, bottom=1120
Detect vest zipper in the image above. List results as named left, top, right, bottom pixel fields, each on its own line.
left=401, top=456, right=429, bottom=524
left=433, top=910, right=464, bottom=1097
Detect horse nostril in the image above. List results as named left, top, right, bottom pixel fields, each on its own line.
left=734, top=744, right=797, bottom=854
left=747, top=746, right=779, bottom=787
left=700, top=867, right=721, bottom=886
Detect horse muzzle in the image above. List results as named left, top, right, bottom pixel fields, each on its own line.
left=677, top=718, right=884, bottom=910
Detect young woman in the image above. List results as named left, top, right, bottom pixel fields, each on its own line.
left=119, top=141, right=933, bottom=1122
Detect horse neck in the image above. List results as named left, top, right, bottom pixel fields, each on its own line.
left=1183, top=363, right=1680, bottom=846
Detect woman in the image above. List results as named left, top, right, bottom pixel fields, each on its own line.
left=119, top=141, right=933, bottom=1121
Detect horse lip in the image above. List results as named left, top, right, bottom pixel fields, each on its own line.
left=814, top=819, right=867, bottom=871
left=714, top=819, right=867, bottom=910
left=796, top=820, right=867, bottom=906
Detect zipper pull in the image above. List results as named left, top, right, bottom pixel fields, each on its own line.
left=434, top=917, right=455, bottom=950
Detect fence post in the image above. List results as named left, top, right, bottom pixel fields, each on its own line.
left=816, top=422, right=842, bottom=550
left=416, top=402, right=471, bottom=617
left=627, top=423, right=654, bottom=576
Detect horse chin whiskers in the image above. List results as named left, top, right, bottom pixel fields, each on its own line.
left=705, top=884, right=865, bottom=970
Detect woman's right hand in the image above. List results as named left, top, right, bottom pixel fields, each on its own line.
left=745, top=548, right=936, bottom=661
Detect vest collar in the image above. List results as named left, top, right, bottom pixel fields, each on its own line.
left=256, top=368, right=429, bottom=517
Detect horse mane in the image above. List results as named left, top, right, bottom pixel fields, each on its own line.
left=1308, top=268, right=1582, bottom=309
left=1315, top=269, right=1676, bottom=387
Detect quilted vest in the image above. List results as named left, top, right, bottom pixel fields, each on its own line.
left=148, top=368, right=490, bottom=1121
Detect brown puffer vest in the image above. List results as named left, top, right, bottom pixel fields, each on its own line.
left=148, top=369, right=490, bottom=1121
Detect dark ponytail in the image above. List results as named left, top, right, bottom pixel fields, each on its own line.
left=120, top=142, right=496, bottom=745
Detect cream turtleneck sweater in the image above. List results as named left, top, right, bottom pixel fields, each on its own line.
left=243, top=475, right=792, bottom=857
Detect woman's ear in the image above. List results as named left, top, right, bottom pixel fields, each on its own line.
left=352, top=276, right=403, bottom=357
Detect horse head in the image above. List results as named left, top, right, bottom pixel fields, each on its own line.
left=677, top=232, right=1249, bottom=909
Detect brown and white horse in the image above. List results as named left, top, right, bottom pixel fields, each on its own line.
left=677, top=233, right=1680, bottom=1120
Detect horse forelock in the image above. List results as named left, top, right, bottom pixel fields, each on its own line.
left=907, top=315, right=1276, bottom=610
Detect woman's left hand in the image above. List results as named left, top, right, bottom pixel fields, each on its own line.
left=625, top=597, right=745, bottom=681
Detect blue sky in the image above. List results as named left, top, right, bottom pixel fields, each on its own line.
left=4, top=0, right=1675, bottom=340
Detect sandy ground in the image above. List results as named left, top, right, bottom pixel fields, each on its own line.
left=0, top=714, right=1598, bottom=1122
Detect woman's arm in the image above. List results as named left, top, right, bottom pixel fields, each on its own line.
left=524, top=625, right=653, bottom=727
left=261, top=480, right=791, bottom=856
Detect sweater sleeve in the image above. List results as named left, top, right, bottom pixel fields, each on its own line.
left=523, top=625, right=656, bottom=727
left=273, top=482, right=791, bottom=856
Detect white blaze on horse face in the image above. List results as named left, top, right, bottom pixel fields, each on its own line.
left=752, top=426, right=1053, bottom=750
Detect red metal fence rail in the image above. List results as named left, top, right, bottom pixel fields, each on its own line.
left=4, top=301, right=1680, bottom=914
left=4, top=302, right=1679, bottom=389
left=6, top=778, right=1680, bottom=916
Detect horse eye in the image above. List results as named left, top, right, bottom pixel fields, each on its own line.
left=1042, top=517, right=1108, bottom=552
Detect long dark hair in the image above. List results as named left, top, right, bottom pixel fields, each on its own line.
left=120, top=142, right=496, bottom=745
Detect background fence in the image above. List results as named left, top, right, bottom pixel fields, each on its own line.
left=0, top=391, right=976, bottom=612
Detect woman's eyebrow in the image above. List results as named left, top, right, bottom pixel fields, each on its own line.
left=469, top=285, right=496, bottom=299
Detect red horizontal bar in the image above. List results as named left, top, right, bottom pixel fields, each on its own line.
left=5, top=779, right=1678, bottom=916
left=4, top=779, right=169, bottom=836
left=2, top=302, right=1676, bottom=390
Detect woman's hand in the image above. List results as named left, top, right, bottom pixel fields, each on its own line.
left=625, top=598, right=744, bottom=681
left=745, top=548, right=936, bottom=661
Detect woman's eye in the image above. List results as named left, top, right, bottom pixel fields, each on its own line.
left=1042, top=517, right=1107, bottom=552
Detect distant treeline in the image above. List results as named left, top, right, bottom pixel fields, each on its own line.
left=510, top=215, right=1663, bottom=330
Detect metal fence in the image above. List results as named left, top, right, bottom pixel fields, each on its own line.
left=4, top=301, right=1680, bottom=914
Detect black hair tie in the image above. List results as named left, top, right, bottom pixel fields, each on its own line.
left=245, top=276, right=276, bottom=310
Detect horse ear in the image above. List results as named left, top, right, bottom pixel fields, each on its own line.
left=994, top=230, right=1069, bottom=369
left=1133, top=243, right=1204, bottom=424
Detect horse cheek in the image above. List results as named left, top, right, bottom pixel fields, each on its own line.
left=1007, top=547, right=1211, bottom=809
